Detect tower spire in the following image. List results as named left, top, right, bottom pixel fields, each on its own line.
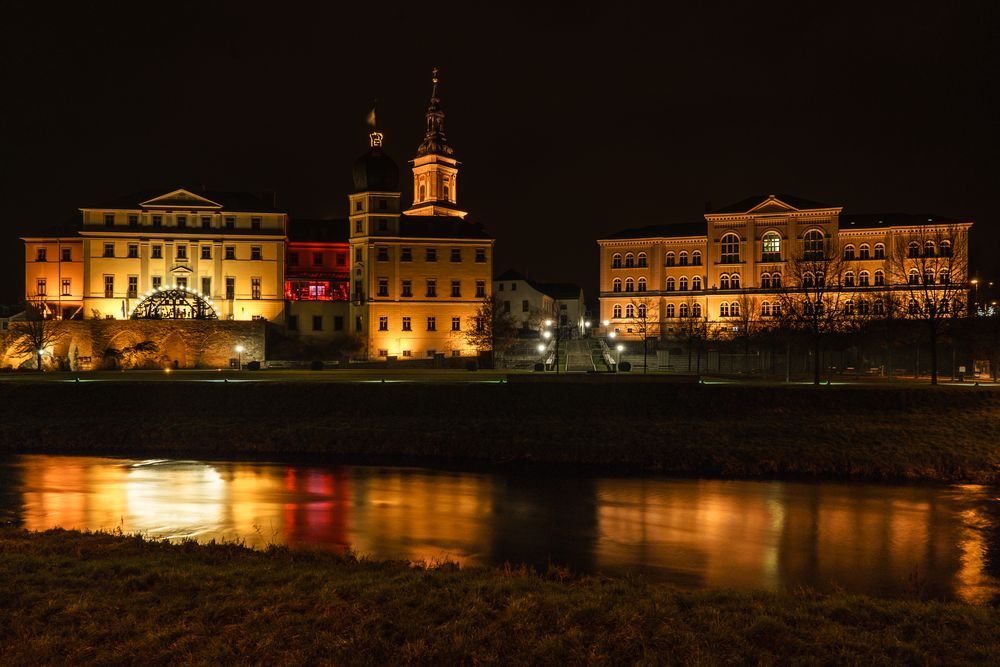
left=416, top=66, right=453, bottom=157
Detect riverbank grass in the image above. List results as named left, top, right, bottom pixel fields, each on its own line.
left=1, top=529, right=998, bottom=664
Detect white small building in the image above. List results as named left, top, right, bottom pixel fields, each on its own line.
left=494, top=269, right=586, bottom=335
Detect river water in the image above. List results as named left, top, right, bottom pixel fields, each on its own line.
left=1, top=455, right=997, bottom=603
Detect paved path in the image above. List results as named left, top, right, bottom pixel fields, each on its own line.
left=564, top=338, right=596, bottom=372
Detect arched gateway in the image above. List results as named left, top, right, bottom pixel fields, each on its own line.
left=129, top=288, right=218, bottom=320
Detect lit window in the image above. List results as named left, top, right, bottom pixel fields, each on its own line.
left=762, top=232, right=781, bottom=262
left=36, top=279, right=46, bottom=296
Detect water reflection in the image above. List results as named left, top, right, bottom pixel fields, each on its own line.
left=3, top=455, right=997, bottom=603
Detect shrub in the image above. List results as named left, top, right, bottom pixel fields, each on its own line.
left=246, top=361, right=261, bottom=371
left=533, top=362, right=545, bottom=372
left=309, top=360, right=324, bottom=371
left=619, top=361, right=632, bottom=372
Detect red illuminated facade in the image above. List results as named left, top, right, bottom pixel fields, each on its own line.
left=285, top=219, right=350, bottom=302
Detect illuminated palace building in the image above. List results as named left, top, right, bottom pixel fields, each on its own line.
left=597, top=195, right=972, bottom=339
left=20, top=70, right=491, bottom=362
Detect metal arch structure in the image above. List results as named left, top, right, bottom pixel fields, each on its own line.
left=130, top=288, right=218, bottom=320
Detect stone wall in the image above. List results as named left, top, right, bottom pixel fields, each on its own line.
left=1, top=319, right=265, bottom=370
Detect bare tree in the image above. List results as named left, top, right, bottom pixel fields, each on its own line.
left=464, top=294, right=519, bottom=367
left=730, top=291, right=763, bottom=374
left=627, top=296, right=660, bottom=373
left=675, top=298, right=714, bottom=375
left=11, top=298, right=65, bottom=371
left=887, top=225, right=970, bottom=384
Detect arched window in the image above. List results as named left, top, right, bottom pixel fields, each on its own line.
left=939, top=269, right=950, bottom=284
left=679, top=276, right=689, bottom=291
left=679, top=303, right=689, bottom=318
left=720, top=233, right=740, bottom=263
left=637, top=304, right=647, bottom=318
left=908, top=299, right=919, bottom=315
left=665, top=251, right=675, bottom=266
left=843, top=244, right=856, bottom=261
left=924, top=240, right=936, bottom=257
left=625, top=277, right=634, bottom=292
left=859, top=271, right=870, bottom=287
left=419, top=184, right=426, bottom=200
left=692, top=303, right=702, bottom=317
left=613, top=304, right=622, bottom=318
left=761, top=301, right=771, bottom=317
left=859, top=300, right=871, bottom=315
left=720, top=302, right=730, bottom=317
left=730, top=274, right=741, bottom=289
left=814, top=301, right=824, bottom=315
left=940, top=240, right=952, bottom=257
left=666, top=303, right=675, bottom=318
left=692, top=250, right=703, bottom=266
left=816, top=272, right=825, bottom=287
left=637, top=252, right=648, bottom=267
left=859, top=244, right=871, bottom=260
left=874, top=243, right=885, bottom=259
left=940, top=298, right=949, bottom=313
left=772, top=302, right=781, bottom=317
left=666, top=277, right=675, bottom=291
left=761, top=273, right=771, bottom=289
left=923, top=269, right=934, bottom=285
left=626, top=304, right=635, bottom=318
left=843, top=271, right=855, bottom=287
left=844, top=300, right=854, bottom=315
left=874, top=270, right=885, bottom=286
left=637, top=277, right=647, bottom=292
left=804, top=301, right=814, bottom=316
left=612, top=253, right=622, bottom=268
left=679, top=251, right=689, bottom=266
left=803, top=272, right=814, bottom=288
left=772, top=273, right=781, bottom=288
left=908, top=269, right=919, bottom=285
left=803, top=230, right=824, bottom=260
left=730, top=301, right=740, bottom=317
left=692, top=276, right=702, bottom=290
left=624, top=253, right=635, bottom=268
left=873, top=299, right=885, bottom=316
left=908, top=242, right=920, bottom=259
left=720, top=274, right=730, bottom=290
left=613, top=278, right=622, bottom=292
left=762, top=232, right=781, bottom=262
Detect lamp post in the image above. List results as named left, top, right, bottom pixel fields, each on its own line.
left=235, top=344, right=244, bottom=371
left=616, top=343, right=624, bottom=370
left=971, top=278, right=979, bottom=316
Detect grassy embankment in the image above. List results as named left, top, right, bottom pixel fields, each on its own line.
left=1, top=381, right=999, bottom=482
left=1, top=528, right=998, bottom=664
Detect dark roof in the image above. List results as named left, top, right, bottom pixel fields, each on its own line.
left=602, top=221, right=707, bottom=240
left=496, top=268, right=527, bottom=281
left=712, top=194, right=831, bottom=214
left=494, top=269, right=582, bottom=300
left=839, top=212, right=957, bottom=229
left=86, top=189, right=283, bottom=213
left=397, top=215, right=491, bottom=239
left=353, top=149, right=400, bottom=193
left=21, top=217, right=80, bottom=238
left=288, top=218, right=349, bottom=243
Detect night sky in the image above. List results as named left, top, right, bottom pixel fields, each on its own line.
left=4, top=1, right=998, bottom=306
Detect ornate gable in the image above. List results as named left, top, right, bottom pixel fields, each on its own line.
left=746, top=195, right=800, bottom=214
left=139, top=189, right=223, bottom=210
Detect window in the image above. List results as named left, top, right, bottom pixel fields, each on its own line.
left=104, top=213, right=115, bottom=227
left=692, top=276, right=702, bottom=290
left=637, top=304, right=647, bottom=318
left=843, top=245, right=856, bottom=261
left=612, top=253, right=623, bottom=268
left=225, top=246, right=236, bottom=260
left=908, top=242, right=920, bottom=259
left=129, top=214, right=139, bottom=228
left=666, top=303, right=675, bottom=318
left=730, top=274, right=740, bottom=289
left=377, top=348, right=388, bottom=357
left=355, top=220, right=363, bottom=233
left=859, top=271, right=870, bottom=287
left=908, top=269, right=920, bottom=285
left=637, top=252, right=648, bottom=267
left=36, top=279, right=46, bottom=296
left=104, top=275, right=114, bottom=298
left=761, top=273, right=771, bottom=289
left=127, top=276, right=138, bottom=298
left=720, top=302, right=730, bottom=317
left=426, top=248, right=437, bottom=262
left=355, top=248, right=363, bottom=263
left=451, top=280, right=461, bottom=297
left=152, top=276, right=162, bottom=290
left=62, top=248, right=71, bottom=262
left=803, top=272, right=814, bottom=288
left=376, top=247, right=389, bottom=262
left=637, top=277, right=647, bottom=292
left=625, top=278, right=634, bottom=292
left=720, top=274, right=730, bottom=290
left=666, top=277, right=675, bottom=291
left=377, top=219, right=388, bottom=232
left=251, top=277, right=261, bottom=299
left=769, top=302, right=779, bottom=317
left=202, top=277, right=211, bottom=296
left=476, top=280, right=486, bottom=298
left=511, top=282, right=517, bottom=291
left=924, top=269, right=935, bottom=285
left=401, top=247, right=412, bottom=262
left=103, top=243, right=114, bottom=257
left=36, top=248, right=47, bottom=262
left=692, top=250, right=702, bottom=266
left=679, top=303, right=689, bottom=318
left=613, top=278, right=622, bottom=293
left=522, top=299, right=529, bottom=312
left=816, top=272, right=825, bottom=287
left=378, top=278, right=389, bottom=297
left=762, top=301, right=771, bottom=317
left=379, top=316, right=389, bottom=331
left=201, top=216, right=211, bottom=229
left=450, top=248, right=462, bottom=262
left=310, top=252, right=323, bottom=267
left=859, top=244, right=871, bottom=260
left=874, top=270, right=885, bottom=286
left=61, top=278, right=71, bottom=296
left=312, top=315, right=322, bottom=331
left=251, top=217, right=261, bottom=231
left=844, top=271, right=855, bottom=287
left=844, top=300, right=854, bottom=315
left=201, top=246, right=211, bottom=260
left=427, top=317, right=436, bottom=331
left=679, top=251, right=689, bottom=266
left=679, top=276, right=688, bottom=291
left=251, top=246, right=262, bottom=260
left=939, top=269, right=950, bottom=284
left=419, top=184, right=426, bottom=200
left=226, top=277, right=235, bottom=299
left=152, top=245, right=162, bottom=259
left=177, top=277, right=187, bottom=289
left=625, top=304, right=635, bottom=318
left=692, top=303, right=702, bottom=317
left=355, top=201, right=363, bottom=212
left=874, top=243, right=885, bottom=259
left=613, top=304, right=622, bottom=318
left=762, top=232, right=781, bottom=262
left=772, top=273, right=781, bottom=288
left=624, top=253, right=635, bottom=268
left=401, top=280, right=412, bottom=297
left=451, top=317, right=461, bottom=331
left=175, top=244, right=188, bottom=260
left=924, top=240, right=936, bottom=257
left=940, top=240, right=952, bottom=257
left=426, top=279, right=437, bottom=297
left=475, top=248, right=486, bottom=263
left=334, top=316, right=344, bottom=331
left=803, top=230, right=824, bottom=260
left=336, top=252, right=347, bottom=267
left=859, top=300, right=871, bottom=315
left=150, top=215, right=162, bottom=228
left=720, top=233, right=740, bottom=263
left=665, top=252, right=675, bottom=267
left=731, top=301, right=740, bottom=317
left=176, top=215, right=187, bottom=228
left=874, top=299, right=885, bottom=316
left=909, top=299, right=919, bottom=315
left=288, top=315, right=299, bottom=331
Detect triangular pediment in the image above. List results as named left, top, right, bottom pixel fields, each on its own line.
left=747, top=195, right=799, bottom=214
left=140, top=189, right=223, bottom=210
left=169, top=265, right=194, bottom=274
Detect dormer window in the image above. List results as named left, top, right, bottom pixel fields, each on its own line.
left=104, top=213, right=114, bottom=227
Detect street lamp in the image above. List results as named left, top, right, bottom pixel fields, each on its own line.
left=971, top=278, right=979, bottom=315
left=235, top=344, right=245, bottom=371
left=616, top=343, right=624, bottom=370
